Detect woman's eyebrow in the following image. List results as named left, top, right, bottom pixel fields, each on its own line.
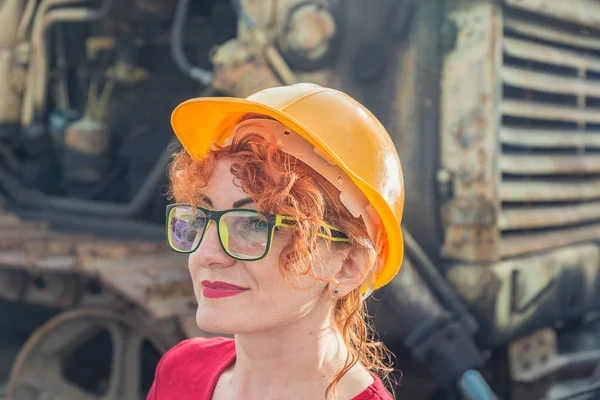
left=233, top=198, right=254, bottom=208
left=199, top=196, right=213, bottom=207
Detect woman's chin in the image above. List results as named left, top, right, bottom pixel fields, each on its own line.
left=195, top=307, right=237, bottom=334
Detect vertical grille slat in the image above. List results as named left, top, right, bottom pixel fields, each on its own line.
left=498, top=2, right=600, bottom=255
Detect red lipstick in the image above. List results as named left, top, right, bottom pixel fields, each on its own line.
left=201, top=280, right=249, bottom=298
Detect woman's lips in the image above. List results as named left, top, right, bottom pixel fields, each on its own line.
left=201, top=280, right=249, bottom=299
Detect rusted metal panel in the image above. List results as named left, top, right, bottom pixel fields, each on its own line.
left=504, top=17, right=600, bottom=51
left=0, top=209, right=195, bottom=328
left=500, top=128, right=600, bottom=148
left=82, top=253, right=193, bottom=319
left=22, top=236, right=96, bottom=258
left=502, top=101, right=600, bottom=124
left=500, top=226, right=600, bottom=257
left=440, top=1, right=503, bottom=261
left=496, top=244, right=600, bottom=325
left=505, top=0, right=600, bottom=30
left=0, top=269, right=27, bottom=301
left=502, top=67, right=600, bottom=97
left=0, top=214, right=23, bottom=226
left=503, top=38, right=600, bottom=71
left=446, top=243, right=600, bottom=343
left=22, top=272, right=80, bottom=308
left=501, top=154, right=600, bottom=175
left=500, top=202, right=600, bottom=230
left=500, top=179, right=600, bottom=202
left=442, top=0, right=600, bottom=262
left=74, top=240, right=169, bottom=268
left=34, top=255, right=76, bottom=271
left=0, top=251, right=28, bottom=268
left=0, top=226, right=54, bottom=248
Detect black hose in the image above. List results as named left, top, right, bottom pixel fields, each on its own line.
left=0, top=141, right=178, bottom=218
left=402, top=228, right=479, bottom=332
left=171, top=0, right=212, bottom=85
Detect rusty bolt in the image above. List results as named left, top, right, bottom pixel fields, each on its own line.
left=437, top=169, right=451, bottom=184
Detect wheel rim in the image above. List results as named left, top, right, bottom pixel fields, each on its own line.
left=6, top=308, right=171, bottom=400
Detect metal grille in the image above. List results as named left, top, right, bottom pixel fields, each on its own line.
left=498, top=5, right=600, bottom=258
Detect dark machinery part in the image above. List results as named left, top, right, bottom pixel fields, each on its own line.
left=62, top=117, right=111, bottom=191
left=374, top=230, right=486, bottom=387
left=171, top=0, right=212, bottom=85
left=0, top=140, right=176, bottom=218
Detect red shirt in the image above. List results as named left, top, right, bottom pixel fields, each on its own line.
left=147, top=337, right=393, bottom=399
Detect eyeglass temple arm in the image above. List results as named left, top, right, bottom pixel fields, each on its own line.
left=275, top=216, right=350, bottom=242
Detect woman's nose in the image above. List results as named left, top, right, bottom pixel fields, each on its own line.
left=191, top=221, right=235, bottom=269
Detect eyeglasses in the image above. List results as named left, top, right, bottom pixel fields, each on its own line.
left=165, top=203, right=350, bottom=261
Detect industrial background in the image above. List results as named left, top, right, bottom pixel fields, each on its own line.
left=1, top=0, right=600, bottom=399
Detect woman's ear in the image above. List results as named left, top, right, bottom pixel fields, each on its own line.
left=331, top=247, right=374, bottom=297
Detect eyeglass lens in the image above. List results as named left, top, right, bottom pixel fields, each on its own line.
left=167, top=205, right=270, bottom=259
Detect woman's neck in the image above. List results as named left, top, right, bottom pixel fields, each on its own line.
left=224, top=304, right=372, bottom=400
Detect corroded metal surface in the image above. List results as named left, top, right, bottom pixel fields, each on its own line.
left=446, top=243, right=600, bottom=346
left=440, top=1, right=502, bottom=262
left=505, top=0, right=600, bottom=29
left=0, top=208, right=206, bottom=398
left=0, top=209, right=203, bottom=337
left=441, top=0, right=600, bottom=262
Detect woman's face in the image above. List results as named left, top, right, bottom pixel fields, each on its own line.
left=188, top=157, right=342, bottom=334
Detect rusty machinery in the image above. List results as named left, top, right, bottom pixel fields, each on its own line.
left=1, top=0, right=600, bottom=399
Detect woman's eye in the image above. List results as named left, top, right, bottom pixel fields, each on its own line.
left=248, top=218, right=268, bottom=231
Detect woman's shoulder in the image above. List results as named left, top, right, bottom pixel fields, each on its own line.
left=352, top=374, right=395, bottom=400
left=147, top=336, right=235, bottom=400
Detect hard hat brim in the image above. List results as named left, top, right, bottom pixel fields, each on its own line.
left=171, top=96, right=403, bottom=291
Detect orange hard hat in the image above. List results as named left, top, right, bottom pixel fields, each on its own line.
left=170, top=83, right=405, bottom=291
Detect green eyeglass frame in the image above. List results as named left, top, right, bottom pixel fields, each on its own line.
left=165, top=203, right=350, bottom=261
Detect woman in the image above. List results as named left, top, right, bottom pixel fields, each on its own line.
left=147, top=83, right=405, bottom=400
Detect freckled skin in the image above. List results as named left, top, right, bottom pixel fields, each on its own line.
left=188, top=157, right=340, bottom=335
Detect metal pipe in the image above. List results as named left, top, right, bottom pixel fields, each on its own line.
left=0, top=140, right=178, bottom=218
left=171, top=0, right=212, bottom=85
left=23, top=0, right=111, bottom=125
left=402, top=228, right=478, bottom=332
left=36, top=3, right=112, bottom=119
left=20, top=0, right=86, bottom=125
left=18, top=0, right=85, bottom=41
left=458, top=370, right=498, bottom=400
left=230, top=0, right=296, bottom=85
left=16, top=0, right=38, bottom=41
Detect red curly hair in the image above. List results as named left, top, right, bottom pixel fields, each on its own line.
left=166, top=115, right=396, bottom=399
